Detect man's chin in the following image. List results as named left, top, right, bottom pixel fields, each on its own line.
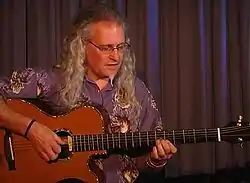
left=99, top=74, right=115, bottom=80
left=102, top=71, right=118, bottom=78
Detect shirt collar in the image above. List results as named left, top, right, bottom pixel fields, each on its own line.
left=84, top=75, right=115, bottom=91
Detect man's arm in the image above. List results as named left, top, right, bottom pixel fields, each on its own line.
left=0, top=68, right=38, bottom=135
left=134, top=79, right=176, bottom=172
left=0, top=98, right=34, bottom=136
left=0, top=68, right=63, bottom=161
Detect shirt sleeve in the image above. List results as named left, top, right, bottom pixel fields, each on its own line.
left=134, top=78, right=165, bottom=174
left=135, top=78, right=163, bottom=132
left=0, top=68, right=52, bottom=100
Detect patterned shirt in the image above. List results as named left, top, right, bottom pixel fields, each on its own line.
left=0, top=68, right=163, bottom=183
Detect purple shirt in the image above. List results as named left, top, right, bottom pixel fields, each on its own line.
left=0, top=68, right=163, bottom=183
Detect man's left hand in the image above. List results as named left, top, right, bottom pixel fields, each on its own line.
left=150, top=139, right=177, bottom=163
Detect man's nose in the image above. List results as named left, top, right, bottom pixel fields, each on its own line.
left=109, top=48, right=120, bottom=61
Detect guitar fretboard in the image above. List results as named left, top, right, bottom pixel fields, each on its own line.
left=71, top=128, right=222, bottom=152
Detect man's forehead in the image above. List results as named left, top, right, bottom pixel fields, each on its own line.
left=89, top=21, right=125, bottom=43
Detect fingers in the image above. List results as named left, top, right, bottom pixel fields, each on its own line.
left=167, top=140, right=177, bottom=153
left=39, top=151, right=50, bottom=162
left=151, top=139, right=177, bottom=161
left=48, top=135, right=62, bottom=160
left=29, top=123, right=63, bottom=162
left=151, top=140, right=167, bottom=160
left=40, top=149, right=58, bottom=162
left=53, top=135, right=62, bottom=154
left=151, top=146, right=159, bottom=160
left=47, top=149, right=58, bottom=160
left=36, top=134, right=62, bottom=161
left=162, top=140, right=177, bottom=154
left=38, top=143, right=59, bottom=161
left=52, top=144, right=61, bottom=154
left=54, top=134, right=64, bottom=145
left=156, top=140, right=168, bottom=159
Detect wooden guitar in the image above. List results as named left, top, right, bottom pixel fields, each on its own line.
left=0, top=99, right=250, bottom=183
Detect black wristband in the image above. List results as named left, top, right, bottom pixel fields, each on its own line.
left=24, top=119, right=36, bottom=138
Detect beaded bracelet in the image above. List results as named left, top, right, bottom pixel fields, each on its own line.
left=24, top=119, right=36, bottom=139
left=145, top=156, right=168, bottom=168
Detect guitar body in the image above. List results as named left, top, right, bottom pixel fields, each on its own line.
left=1, top=100, right=250, bottom=183
left=0, top=99, right=108, bottom=183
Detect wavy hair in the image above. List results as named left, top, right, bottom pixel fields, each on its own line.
left=56, top=4, right=141, bottom=122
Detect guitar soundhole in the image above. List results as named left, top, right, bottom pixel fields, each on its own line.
left=55, top=129, right=72, bottom=160
left=57, top=178, right=85, bottom=183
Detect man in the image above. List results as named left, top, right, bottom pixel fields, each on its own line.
left=0, top=4, right=177, bottom=183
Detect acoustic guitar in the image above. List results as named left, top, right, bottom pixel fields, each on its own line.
left=0, top=99, right=249, bottom=183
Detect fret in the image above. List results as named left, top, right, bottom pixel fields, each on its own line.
left=101, top=134, right=104, bottom=150
left=97, top=134, right=99, bottom=150
left=193, top=129, right=196, bottom=143
left=146, top=131, right=149, bottom=146
left=83, top=135, right=86, bottom=151
left=107, top=134, right=109, bottom=150
left=76, top=135, right=79, bottom=151
left=187, top=129, right=191, bottom=142
left=112, top=133, right=115, bottom=149
left=139, top=132, right=141, bottom=147
left=154, top=131, right=157, bottom=141
left=92, top=135, right=94, bottom=150
left=217, top=128, right=221, bottom=142
left=77, top=135, right=80, bottom=151
left=132, top=132, right=134, bottom=147
left=204, top=128, right=208, bottom=142
left=125, top=133, right=128, bottom=149
left=163, top=131, right=166, bottom=140
left=182, top=129, right=186, bottom=143
left=79, top=136, right=81, bottom=151
left=87, top=135, right=90, bottom=151
left=79, top=135, right=81, bottom=151
left=79, top=135, right=83, bottom=151
left=172, top=130, right=176, bottom=144
left=74, top=135, right=78, bottom=152
left=118, top=132, right=121, bottom=148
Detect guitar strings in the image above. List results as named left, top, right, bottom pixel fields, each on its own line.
left=9, top=124, right=250, bottom=151
left=11, top=123, right=250, bottom=145
left=11, top=125, right=250, bottom=145
left=11, top=133, right=250, bottom=151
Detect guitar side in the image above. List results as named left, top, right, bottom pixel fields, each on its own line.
left=0, top=99, right=108, bottom=183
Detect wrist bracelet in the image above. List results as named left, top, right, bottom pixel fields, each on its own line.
left=146, top=156, right=167, bottom=168
left=24, top=119, right=36, bottom=138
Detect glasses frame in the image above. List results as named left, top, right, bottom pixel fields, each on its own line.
left=87, top=40, right=131, bottom=54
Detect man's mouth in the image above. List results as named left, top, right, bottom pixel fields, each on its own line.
left=106, top=63, right=119, bottom=66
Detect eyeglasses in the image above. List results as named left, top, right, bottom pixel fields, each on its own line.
left=87, top=40, right=130, bottom=54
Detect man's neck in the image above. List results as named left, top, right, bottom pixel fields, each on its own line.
left=86, top=72, right=110, bottom=90
left=95, top=79, right=109, bottom=90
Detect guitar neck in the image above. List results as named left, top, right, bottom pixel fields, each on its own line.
left=71, top=128, right=222, bottom=152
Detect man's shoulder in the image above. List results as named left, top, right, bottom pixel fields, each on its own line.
left=134, top=77, right=151, bottom=98
left=9, top=67, right=52, bottom=77
left=134, top=77, right=147, bottom=89
left=8, top=66, right=60, bottom=86
left=36, top=67, right=59, bottom=80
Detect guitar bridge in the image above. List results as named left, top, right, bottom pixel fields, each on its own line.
left=3, top=129, right=16, bottom=170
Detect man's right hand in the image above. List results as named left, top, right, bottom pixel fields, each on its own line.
left=26, top=122, right=64, bottom=162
